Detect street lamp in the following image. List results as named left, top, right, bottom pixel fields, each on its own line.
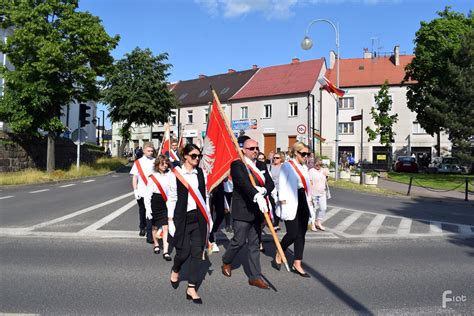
left=95, top=117, right=100, bottom=145
left=301, top=19, right=341, bottom=180
left=100, top=110, right=105, bottom=147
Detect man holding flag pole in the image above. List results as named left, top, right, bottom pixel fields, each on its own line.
left=200, top=89, right=290, bottom=289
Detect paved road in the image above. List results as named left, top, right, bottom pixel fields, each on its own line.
left=1, top=236, right=473, bottom=314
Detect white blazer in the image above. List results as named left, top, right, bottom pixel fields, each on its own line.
left=277, top=159, right=312, bottom=221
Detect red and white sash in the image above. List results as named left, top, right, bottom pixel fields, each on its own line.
left=172, top=167, right=213, bottom=236
left=149, top=174, right=168, bottom=202
left=169, top=150, right=179, bottom=162
left=288, top=160, right=310, bottom=196
left=245, top=159, right=273, bottom=219
left=135, top=159, right=148, bottom=185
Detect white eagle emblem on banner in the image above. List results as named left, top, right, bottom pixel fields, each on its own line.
left=200, top=137, right=215, bottom=174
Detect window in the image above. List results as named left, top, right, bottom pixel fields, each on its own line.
left=263, top=104, right=272, bottom=118
left=288, top=102, right=298, bottom=117
left=204, top=109, right=209, bottom=123
left=187, top=110, right=193, bottom=124
left=339, top=97, right=354, bottom=109
left=240, top=106, right=248, bottom=119
left=412, top=121, right=427, bottom=134
left=338, top=122, right=354, bottom=134
left=170, top=112, right=176, bottom=125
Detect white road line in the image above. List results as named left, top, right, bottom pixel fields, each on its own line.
left=82, top=180, right=95, bottom=183
left=25, top=192, right=134, bottom=231
left=0, top=195, right=14, bottom=200
left=59, top=184, right=76, bottom=188
left=362, top=214, right=386, bottom=235
left=458, top=225, right=473, bottom=235
left=111, top=175, right=119, bottom=178
left=79, top=200, right=136, bottom=233
left=397, top=218, right=412, bottom=235
left=322, top=207, right=341, bottom=221
left=331, top=212, right=362, bottom=232
left=429, top=222, right=443, bottom=234
left=29, top=189, right=49, bottom=194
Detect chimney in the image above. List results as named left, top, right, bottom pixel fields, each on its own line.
left=252, top=64, right=258, bottom=69
left=228, top=69, right=236, bottom=73
left=363, top=48, right=372, bottom=59
left=393, top=45, right=400, bottom=66
left=198, top=74, right=207, bottom=79
left=329, top=51, right=336, bottom=69
left=291, top=57, right=300, bottom=64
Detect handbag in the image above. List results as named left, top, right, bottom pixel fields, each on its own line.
left=325, top=181, right=331, bottom=200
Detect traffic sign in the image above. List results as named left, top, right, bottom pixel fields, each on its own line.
left=72, top=128, right=88, bottom=144
left=351, top=114, right=362, bottom=121
left=297, top=124, right=306, bottom=134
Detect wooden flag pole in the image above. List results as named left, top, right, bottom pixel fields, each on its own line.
left=211, top=89, right=290, bottom=272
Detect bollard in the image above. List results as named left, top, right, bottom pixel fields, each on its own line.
left=466, top=177, right=468, bottom=202
left=407, top=176, right=413, bottom=196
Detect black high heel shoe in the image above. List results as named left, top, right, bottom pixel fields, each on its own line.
left=186, top=285, right=202, bottom=304
left=170, top=268, right=179, bottom=289
left=272, top=256, right=282, bottom=271
left=291, top=265, right=310, bottom=278
left=163, top=252, right=172, bottom=261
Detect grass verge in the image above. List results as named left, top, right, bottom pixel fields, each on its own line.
left=387, top=172, right=473, bottom=193
left=0, top=157, right=128, bottom=186
left=328, top=178, right=401, bottom=196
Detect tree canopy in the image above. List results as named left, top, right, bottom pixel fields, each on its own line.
left=102, top=47, right=176, bottom=147
left=404, top=7, right=473, bottom=159
left=0, top=0, right=119, bottom=171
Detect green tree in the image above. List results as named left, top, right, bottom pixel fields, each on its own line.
left=404, top=7, right=472, bottom=157
left=0, top=0, right=119, bottom=172
left=102, top=47, right=176, bottom=156
left=366, top=81, right=399, bottom=147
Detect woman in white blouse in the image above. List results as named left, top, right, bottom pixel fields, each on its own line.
left=144, top=155, right=173, bottom=260
left=308, top=158, right=330, bottom=231
left=275, top=142, right=312, bottom=277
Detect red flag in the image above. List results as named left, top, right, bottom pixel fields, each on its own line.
left=160, top=123, right=170, bottom=155
left=318, top=76, right=345, bottom=97
left=200, top=92, right=240, bottom=192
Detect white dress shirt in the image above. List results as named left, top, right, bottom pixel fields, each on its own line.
left=130, top=156, right=155, bottom=197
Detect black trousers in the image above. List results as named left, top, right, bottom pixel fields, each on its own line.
left=137, top=198, right=152, bottom=236
left=172, top=210, right=204, bottom=285
left=222, top=219, right=262, bottom=280
left=209, top=191, right=225, bottom=243
left=280, top=189, right=310, bottom=260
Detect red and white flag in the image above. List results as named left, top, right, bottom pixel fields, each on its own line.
left=160, top=123, right=171, bottom=156
left=200, top=91, right=240, bottom=192
left=318, top=76, right=345, bottom=97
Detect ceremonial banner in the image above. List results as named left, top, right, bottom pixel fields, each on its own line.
left=318, top=76, right=345, bottom=97
left=160, top=123, right=171, bottom=155
left=200, top=92, right=240, bottom=193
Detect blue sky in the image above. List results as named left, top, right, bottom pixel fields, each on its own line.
left=80, top=0, right=471, bottom=128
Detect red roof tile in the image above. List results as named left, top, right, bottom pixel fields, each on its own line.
left=326, top=55, right=415, bottom=87
left=230, top=58, right=324, bottom=100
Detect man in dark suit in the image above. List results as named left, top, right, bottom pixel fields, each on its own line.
left=221, top=138, right=274, bottom=289
left=165, top=139, right=180, bottom=168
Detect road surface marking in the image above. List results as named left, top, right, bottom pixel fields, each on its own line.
left=322, top=207, right=341, bottom=221
left=0, top=196, right=14, bottom=200
left=59, top=184, right=76, bottom=188
left=29, top=189, right=49, bottom=194
left=79, top=200, right=136, bottom=233
left=332, top=212, right=362, bottom=232
left=397, top=218, right=412, bottom=235
left=429, top=222, right=443, bottom=234
left=111, top=175, right=119, bottom=178
left=362, top=214, right=386, bottom=235
left=82, top=180, right=95, bottom=183
left=25, top=192, right=134, bottom=231
left=457, top=225, right=472, bottom=235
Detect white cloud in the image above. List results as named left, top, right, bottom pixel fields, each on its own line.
left=195, top=0, right=401, bottom=19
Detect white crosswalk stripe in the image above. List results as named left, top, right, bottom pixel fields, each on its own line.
left=331, top=212, right=362, bottom=232
left=362, top=214, right=386, bottom=235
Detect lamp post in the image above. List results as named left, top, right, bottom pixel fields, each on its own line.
left=301, top=19, right=340, bottom=180
left=100, top=110, right=105, bottom=148
left=94, top=117, right=100, bottom=145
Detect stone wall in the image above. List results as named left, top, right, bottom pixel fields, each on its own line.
left=0, top=132, right=103, bottom=172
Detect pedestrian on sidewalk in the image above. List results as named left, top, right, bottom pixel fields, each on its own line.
left=167, top=144, right=210, bottom=304
left=130, top=142, right=155, bottom=242
left=308, top=158, right=330, bottom=231
left=276, top=142, right=312, bottom=278
left=144, top=155, right=172, bottom=260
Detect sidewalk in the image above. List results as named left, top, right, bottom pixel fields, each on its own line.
left=377, top=177, right=471, bottom=201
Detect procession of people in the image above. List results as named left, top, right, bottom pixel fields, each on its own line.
left=130, top=135, right=331, bottom=304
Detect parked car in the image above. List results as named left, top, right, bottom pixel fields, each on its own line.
left=394, top=156, right=418, bottom=173
left=430, top=157, right=463, bottom=174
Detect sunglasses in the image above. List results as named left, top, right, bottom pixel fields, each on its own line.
left=273, top=157, right=281, bottom=160
left=245, top=147, right=259, bottom=151
left=189, top=153, right=203, bottom=160
left=298, top=151, right=310, bottom=158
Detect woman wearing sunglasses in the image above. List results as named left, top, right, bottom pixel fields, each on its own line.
left=269, top=151, right=285, bottom=231
left=275, top=142, right=312, bottom=277
left=167, top=144, right=210, bottom=304
left=144, top=155, right=173, bottom=259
